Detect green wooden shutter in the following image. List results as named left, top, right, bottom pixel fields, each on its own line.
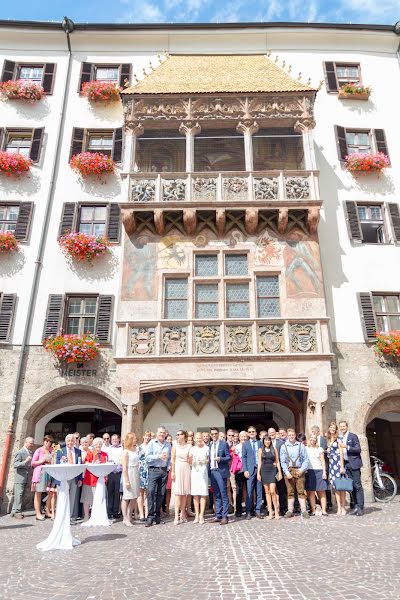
left=358, top=293, right=377, bottom=342
left=42, top=294, right=65, bottom=340
left=14, top=202, right=33, bottom=241
left=0, top=294, right=17, bottom=342
left=95, top=295, right=114, bottom=344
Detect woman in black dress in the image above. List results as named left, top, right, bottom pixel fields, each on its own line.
left=257, top=436, right=282, bottom=520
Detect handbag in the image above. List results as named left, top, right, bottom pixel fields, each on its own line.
left=334, top=475, right=353, bottom=492
left=230, top=453, right=242, bottom=475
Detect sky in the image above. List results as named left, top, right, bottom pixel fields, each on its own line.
left=0, top=0, right=398, bottom=25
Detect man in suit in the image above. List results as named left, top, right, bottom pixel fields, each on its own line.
left=11, top=437, right=34, bottom=519
left=242, top=426, right=264, bottom=520
left=268, top=427, right=287, bottom=516
left=311, top=424, right=332, bottom=510
left=338, top=420, right=365, bottom=516
left=56, top=433, right=83, bottom=521
left=208, top=427, right=231, bottom=525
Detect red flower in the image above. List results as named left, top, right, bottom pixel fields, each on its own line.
left=0, top=231, right=19, bottom=253
left=345, top=152, right=389, bottom=173
left=0, top=79, right=44, bottom=103
left=59, top=231, right=111, bottom=263
left=81, top=81, right=121, bottom=102
left=70, top=152, right=115, bottom=179
left=43, top=334, right=100, bottom=365
left=374, top=331, right=400, bottom=362
left=0, top=151, right=32, bottom=176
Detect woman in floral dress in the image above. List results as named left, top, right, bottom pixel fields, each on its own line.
left=327, top=421, right=346, bottom=516
left=137, top=430, right=151, bottom=522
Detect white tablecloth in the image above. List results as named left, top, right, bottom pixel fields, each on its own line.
left=81, top=463, right=116, bottom=527
left=36, top=464, right=86, bottom=551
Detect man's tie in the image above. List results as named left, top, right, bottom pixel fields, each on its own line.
left=68, top=449, right=73, bottom=464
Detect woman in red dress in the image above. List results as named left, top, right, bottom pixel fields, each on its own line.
left=81, top=437, right=108, bottom=521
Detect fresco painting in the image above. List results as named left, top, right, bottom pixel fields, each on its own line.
left=121, top=234, right=158, bottom=300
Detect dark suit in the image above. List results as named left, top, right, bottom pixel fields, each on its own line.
left=318, top=435, right=332, bottom=508
left=56, top=446, right=82, bottom=517
left=272, top=438, right=287, bottom=515
left=208, top=440, right=231, bottom=519
left=11, top=447, right=32, bottom=515
left=242, top=439, right=263, bottom=515
left=342, top=432, right=364, bottom=509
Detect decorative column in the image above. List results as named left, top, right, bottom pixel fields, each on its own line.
left=294, top=119, right=317, bottom=171
left=124, top=122, right=144, bottom=173
left=306, top=384, right=327, bottom=432
left=179, top=122, right=201, bottom=172
left=236, top=121, right=259, bottom=172
left=121, top=383, right=143, bottom=438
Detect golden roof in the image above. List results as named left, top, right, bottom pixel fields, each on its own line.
left=122, top=54, right=316, bottom=95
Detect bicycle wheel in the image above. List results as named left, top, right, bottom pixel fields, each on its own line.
left=373, top=473, right=397, bottom=502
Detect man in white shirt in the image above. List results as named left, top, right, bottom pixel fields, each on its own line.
left=101, top=433, right=111, bottom=452
left=106, top=434, right=123, bottom=519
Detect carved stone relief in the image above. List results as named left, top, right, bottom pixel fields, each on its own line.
left=162, top=179, right=186, bottom=202
left=192, top=177, right=217, bottom=202
left=290, top=324, right=317, bottom=353
left=130, top=327, right=156, bottom=355
left=131, top=179, right=156, bottom=202
left=162, top=327, right=187, bottom=354
left=285, top=177, right=310, bottom=200
left=258, top=324, right=284, bottom=353
left=253, top=177, right=279, bottom=200
left=223, top=177, right=248, bottom=202
left=195, top=326, right=220, bottom=354
left=226, top=325, right=252, bottom=354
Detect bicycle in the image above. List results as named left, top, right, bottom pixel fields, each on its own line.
left=370, top=455, right=397, bottom=503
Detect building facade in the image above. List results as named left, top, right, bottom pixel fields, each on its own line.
left=0, top=19, right=399, bottom=507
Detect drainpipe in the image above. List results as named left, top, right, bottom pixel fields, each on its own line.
left=0, top=17, right=75, bottom=507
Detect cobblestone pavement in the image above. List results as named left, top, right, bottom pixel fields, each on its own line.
left=1, top=499, right=399, bottom=600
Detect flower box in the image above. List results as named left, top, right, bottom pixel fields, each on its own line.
left=374, top=331, right=400, bottom=364
left=43, top=334, right=100, bottom=365
left=0, top=79, right=45, bottom=103
left=0, top=151, right=32, bottom=176
left=81, top=81, right=121, bottom=102
left=59, top=231, right=111, bottom=263
left=0, top=231, right=19, bottom=253
left=345, top=152, right=389, bottom=173
left=70, top=152, right=115, bottom=178
left=338, top=83, right=371, bottom=101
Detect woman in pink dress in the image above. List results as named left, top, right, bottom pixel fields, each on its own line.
left=171, top=430, right=191, bottom=525
left=31, top=435, right=53, bottom=520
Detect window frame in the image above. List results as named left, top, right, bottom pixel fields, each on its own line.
left=345, top=129, right=372, bottom=155
left=372, top=293, right=400, bottom=333
left=256, top=275, right=281, bottom=318
left=334, top=62, right=362, bottom=87
left=163, top=276, right=189, bottom=320
left=85, top=129, right=114, bottom=156
left=0, top=204, right=20, bottom=233
left=93, top=64, right=121, bottom=83
left=3, top=129, right=33, bottom=156
left=77, top=204, right=108, bottom=237
left=64, top=295, right=99, bottom=337
left=18, top=64, right=44, bottom=83
left=357, top=203, right=386, bottom=245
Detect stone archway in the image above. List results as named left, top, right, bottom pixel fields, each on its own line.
left=365, top=391, right=400, bottom=480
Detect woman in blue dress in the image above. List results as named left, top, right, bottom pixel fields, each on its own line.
left=137, top=430, right=152, bottom=521
left=327, top=422, right=346, bottom=516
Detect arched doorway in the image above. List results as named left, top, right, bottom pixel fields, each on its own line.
left=366, top=393, right=400, bottom=480
left=45, top=407, right=121, bottom=440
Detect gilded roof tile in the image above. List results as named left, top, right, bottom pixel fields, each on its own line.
left=122, top=54, right=316, bottom=95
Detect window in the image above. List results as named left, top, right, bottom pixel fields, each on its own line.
left=335, top=64, right=361, bottom=86
left=225, top=254, right=248, bottom=276
left=0, top=206, right=19, bottom=233
left=357, top=205, right=385, bottom=244
left=194, top=128, right=245, bottom=171
left=95, top=66, right=119, bottom=83
left=87, top=131, right=113, bottom=156
left=78, top=206, right=107, bottom=236
left=345, top=131, right=371, bottom=155
left=253, top=128, right=304, bottom=171
left=136, top=129, right=186, bottom=173
left=19, top=65, right=44, bottom=82
left=5, top=132, right=31, bottom=156
left=257, top=276, right=280, bottom=317
left=195, top=254, right=218, bottom=277
left=66, top=297, right=97, bottom=335
left=164, top=278, right=188, bottom=319
left=372, top=294, right=400, bottom=332
left=195, top=284, right=219, bottom=318
left=226, top=283, right=249, bottom=318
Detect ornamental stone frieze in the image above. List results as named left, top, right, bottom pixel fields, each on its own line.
left=254, top=177, right=279, bottom=200
left=284, top=177, right=310, bottom=200
left=226, top=325, right=252, bottom=354
left=131, top=179, right=156, bottom=202
left=162, top=179, right=186, bottom=202
left=130, top=327, right=156, bottom=355
left=162, top=326, right=187, bottom=354
left=290, top=323, right=317, bottom=353
left=192, top=177, right=217, bottom=202
left=258, top=324, right=284, bottom=353
left=223, top=177, right=248, bottom=201
left=194, top=326, right=220, bottom=354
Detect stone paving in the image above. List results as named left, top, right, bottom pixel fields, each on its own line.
left=1, top=499, right=399, bottom=600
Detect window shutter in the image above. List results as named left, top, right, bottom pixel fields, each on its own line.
left=69, top=128, right=85, bottom=160
left=42, top=294, right=65, bottom=340
left=344, top=201, right=362, bottom=241
left=323, top=62, right=338, bottom=92
left=107, top=203, right=121, bottom=242
left=119, top=63, right=131, bottom=88
left=29, top=128, right=44, bottom=163
left=373, top=129, right=390, bottom=163
left=95, top=295, right=114, bottom=344
left=112, top=128, right=123, bottom=162
left=59, top=203, right=78, bottom=237
left=42, top=63, right=56, bottom=94
left=358, top=293, right=377, bottom=342
left=334, top=125, right=348, bottom=161
left=1, top=60, right=16, bottom=82
left=388, top=203, right=400, bottom=243
left=79, top=62, right=93, bottom=91
left=0, top=128, right=4, bottom=150
left=14, top=202, right=33, bottom=241
left=0, top=294, right=17, bottom=342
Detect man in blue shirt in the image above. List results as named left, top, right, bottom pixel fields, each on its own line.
left=145, top=426, right=171, bottom=527
left=279, top=428, right=309, bottom=519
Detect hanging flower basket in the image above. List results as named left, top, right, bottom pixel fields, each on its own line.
left=374, top=331, right=400, bottom=364
left=43, top=334, right=100, bottom=365
left=70, top=152, right=115, bottom=179
left=345, top=152, right=389, bottom=173
left=0, top=151, right=32, bottom=176
left=0, top=79, right=45, bottom=103
left=0, top=231, right=19, bottom=253
left=59, top=231, right=111, bottom=263
left=338, top=83, right=371, bottom=101
left=81, top=81, right=121, bottom=102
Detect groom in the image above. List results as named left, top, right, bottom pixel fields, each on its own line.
left=208, top=427, right=231, bottom=525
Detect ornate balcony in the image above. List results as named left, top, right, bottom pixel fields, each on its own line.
left=115, top=318, right=332, bottom=361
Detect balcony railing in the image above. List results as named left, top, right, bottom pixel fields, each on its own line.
left=115, top=318, right=331, bottom=359
left=127, top=170, right=320, bottom=206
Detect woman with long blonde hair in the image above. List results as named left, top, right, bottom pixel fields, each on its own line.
left=326, top=422, right=346, bottom=516
left=121, top=432, right=140, bottom=526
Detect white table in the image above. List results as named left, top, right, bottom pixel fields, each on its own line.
left=36, top=463, right=85, bottom=551
left=81, top=463, right=116, bottom=527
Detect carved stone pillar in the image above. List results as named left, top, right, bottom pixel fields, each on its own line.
left=179, top=122, right=201, bottom=173
left=236, top=121, right=259, bottom=172
left=121, top=385, right=143, bottom=438
left=124, top=122, right=144, bottom=172
left=294, top=119, right=316, bottom=171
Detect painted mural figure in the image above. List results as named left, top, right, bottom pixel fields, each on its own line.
left=285, top=239, right=322, bottom=296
